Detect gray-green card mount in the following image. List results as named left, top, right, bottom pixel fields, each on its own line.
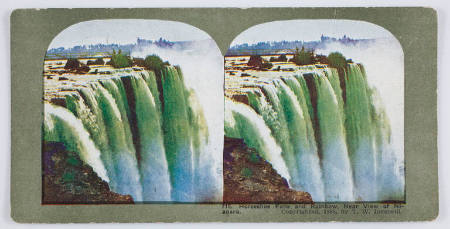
left=11, top=8, right=437, bottom=223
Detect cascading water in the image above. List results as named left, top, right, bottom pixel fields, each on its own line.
left=225, top=63, right=404, bottom=202
left=43, top=66, right=222, bottom=202
left=224, top=98, right=291, bottom=181
left=43, top=103, right=109, bottom=183
left=313, top=73, right=354, bottom=201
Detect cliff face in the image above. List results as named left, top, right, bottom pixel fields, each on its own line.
left=42, top=141, right=133, bottom=204
left=223, top=137, right=313, bottom=203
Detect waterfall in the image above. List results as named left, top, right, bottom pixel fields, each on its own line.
left=124, top=72, right=171, bottom=201
left=160, top=67, right=195, bottom=201
left=344, top=64, right=377, bottom=201
left=43, top=66, right=222, bottom=202
left=225, top=98, right=291, bottom=181
left=312, top=73, right=354, bottom=201
left=282, top=77, right=325, bottom=202
left=370, top=88, right=405, bottom=201
left=225, top=63, right=404, bottom=202
left=43, top=103, right=109, bottom=182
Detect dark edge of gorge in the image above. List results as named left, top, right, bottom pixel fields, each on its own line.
left=223, top=136, right=313, bottom=204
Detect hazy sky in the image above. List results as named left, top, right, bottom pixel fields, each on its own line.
left=48, top=19, right=211, bottom=49
left=231, top=19, right=395, bottom=45
left=49, top=19, right=394, bottom=49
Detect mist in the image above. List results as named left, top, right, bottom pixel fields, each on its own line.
left=130, top=39, right=225, bottom=183
left=317, top=38, right=404, bottom=162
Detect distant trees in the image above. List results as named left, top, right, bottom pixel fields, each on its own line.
left=286, top=48, right=351, bottom=69
left=314, top=54, right=329, bottom=65
left=144, top=55, right=167, bottom=73
left=327, top=52, right=347, bottom=69
left=103, top=51, right=171, bottom=74
left=232, top=46, right=356, bottom=71
left=108, top=49, right=133, bottom=68
left=132, top=57, right=146, bottom=67
left=291, top=46, right=313, bottom=66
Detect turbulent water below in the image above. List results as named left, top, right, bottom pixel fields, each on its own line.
left=225, top=64, right=404, bottom=202
left=43, top=67, right=222, bottom=202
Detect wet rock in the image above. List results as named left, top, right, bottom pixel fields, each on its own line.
left=223, top=137, right=313, bottom=203
left=49, top=98, right=66, bottom=108
left=231, top=94, right=249, bottom=106
left=42, top=141, right=133, bottom=204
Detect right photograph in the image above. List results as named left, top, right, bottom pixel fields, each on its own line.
left=224, top=19, right=405, bottom=203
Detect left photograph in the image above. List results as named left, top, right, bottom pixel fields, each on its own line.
left=42, top=20, right=224, bottom=204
